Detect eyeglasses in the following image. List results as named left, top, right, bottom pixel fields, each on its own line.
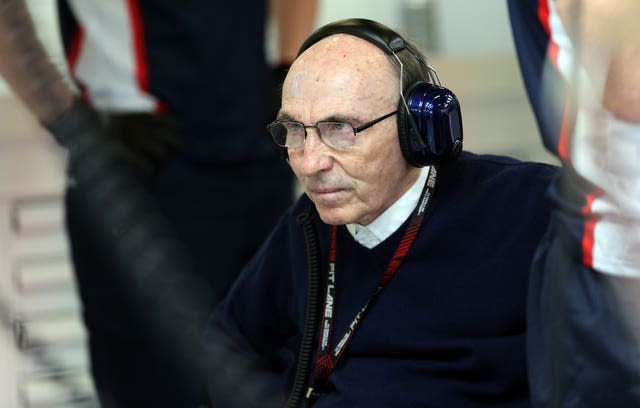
left=267, top=110, right=397, bottom=151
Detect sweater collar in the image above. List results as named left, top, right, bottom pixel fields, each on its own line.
left=346, top=166, right=430, bottom=249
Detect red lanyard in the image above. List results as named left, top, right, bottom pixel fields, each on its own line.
left=306, top=166, right=438, bottom=400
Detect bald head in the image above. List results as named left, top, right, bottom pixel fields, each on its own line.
left=283, top=34, right=399, bottom=121
left=279, top=34, right=420, bottom=226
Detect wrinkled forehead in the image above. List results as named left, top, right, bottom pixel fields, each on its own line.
left=283, top=34, right=399, bottom=112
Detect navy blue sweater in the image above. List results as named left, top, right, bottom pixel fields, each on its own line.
left=214, top=152, right=557, bottom=407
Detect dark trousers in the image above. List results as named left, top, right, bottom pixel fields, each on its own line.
left=527, top=209, right=640, bottom=407
left=65, top=155, right=293, bottom=407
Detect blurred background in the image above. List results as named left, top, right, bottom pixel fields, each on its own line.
left=0, top=0, right=557, bottom=407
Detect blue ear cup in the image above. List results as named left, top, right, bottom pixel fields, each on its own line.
left=398, top=81, right=463, bottom=167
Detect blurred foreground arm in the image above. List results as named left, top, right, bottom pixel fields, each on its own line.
left=0, top=0, right=104, bottom=158
left=511, top=0, right=640, bottom=406
left=556, top=0, right=640, bottom=379
left=0, top=0, right=73, bottom=126
left=271, top=0, right=318, bottom=65
left=556, top=0, right=640, bottom=123
left=267, top=0, right=318, bottom=123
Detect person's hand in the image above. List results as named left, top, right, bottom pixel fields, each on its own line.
left=104, top=111, right=181, bottom=175
left=47, top=99, right=181, bottom=176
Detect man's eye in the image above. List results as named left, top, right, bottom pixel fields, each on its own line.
left=325, top=122, right=352, bottom=133
left=284, top=122, right=304, bottom=131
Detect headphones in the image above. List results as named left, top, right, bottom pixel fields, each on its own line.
left=297, top=18, right=463, bottom=167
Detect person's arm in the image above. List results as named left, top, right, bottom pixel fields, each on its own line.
left=556, top=0, right=640, bottom=123
left=0, top=3, right=220, bottom=398
left=0, top=0, right=73, bottom=125
left=270, top=0, right=318, bottom=65
left=521, top=2, right=640, bottom=406
left=266, top=0, right=318, bottom=124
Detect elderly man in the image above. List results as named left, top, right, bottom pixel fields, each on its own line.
left=208, top=18, right=557, bottom=407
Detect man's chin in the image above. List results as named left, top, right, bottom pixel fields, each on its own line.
left=316, top=206, right=356, bottom=226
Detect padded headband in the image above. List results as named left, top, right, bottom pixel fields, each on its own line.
left=298, top=18, right=409, bottom=57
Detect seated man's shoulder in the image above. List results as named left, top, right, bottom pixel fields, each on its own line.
left=453, top=151, right=558, bottom=182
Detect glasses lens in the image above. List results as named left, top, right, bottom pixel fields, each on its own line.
left=268, top=122, right=286, bottom=146
left=283, top=122, right=305, bottom=149
left=268, top=121, right=304, bottom=148
left=317, top=122, right=356, bottom=149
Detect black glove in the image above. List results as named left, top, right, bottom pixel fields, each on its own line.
left=46, top=98, right=103, bottom=152
left=103, top=111, right=181, bottom=175
left=47, top=98, right=181, bottom=176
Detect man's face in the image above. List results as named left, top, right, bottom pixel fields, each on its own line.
left=281, top=34, right=420, bottom=226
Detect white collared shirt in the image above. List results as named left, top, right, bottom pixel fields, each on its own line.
left=346, top=167, right=430, bottom=249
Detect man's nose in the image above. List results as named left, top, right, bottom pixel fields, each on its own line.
left=296, top=128, right=332, bottom=175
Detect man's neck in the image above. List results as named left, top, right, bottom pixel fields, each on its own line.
left=347, top=166, right=430, bottom=249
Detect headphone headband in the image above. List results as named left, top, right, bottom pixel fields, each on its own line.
left=298, top=18, right=408, bottom=57
left=298, top=18, right=439, bottom=86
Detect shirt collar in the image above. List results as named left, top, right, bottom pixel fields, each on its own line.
left=346, top=166, right=430, bottom=249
